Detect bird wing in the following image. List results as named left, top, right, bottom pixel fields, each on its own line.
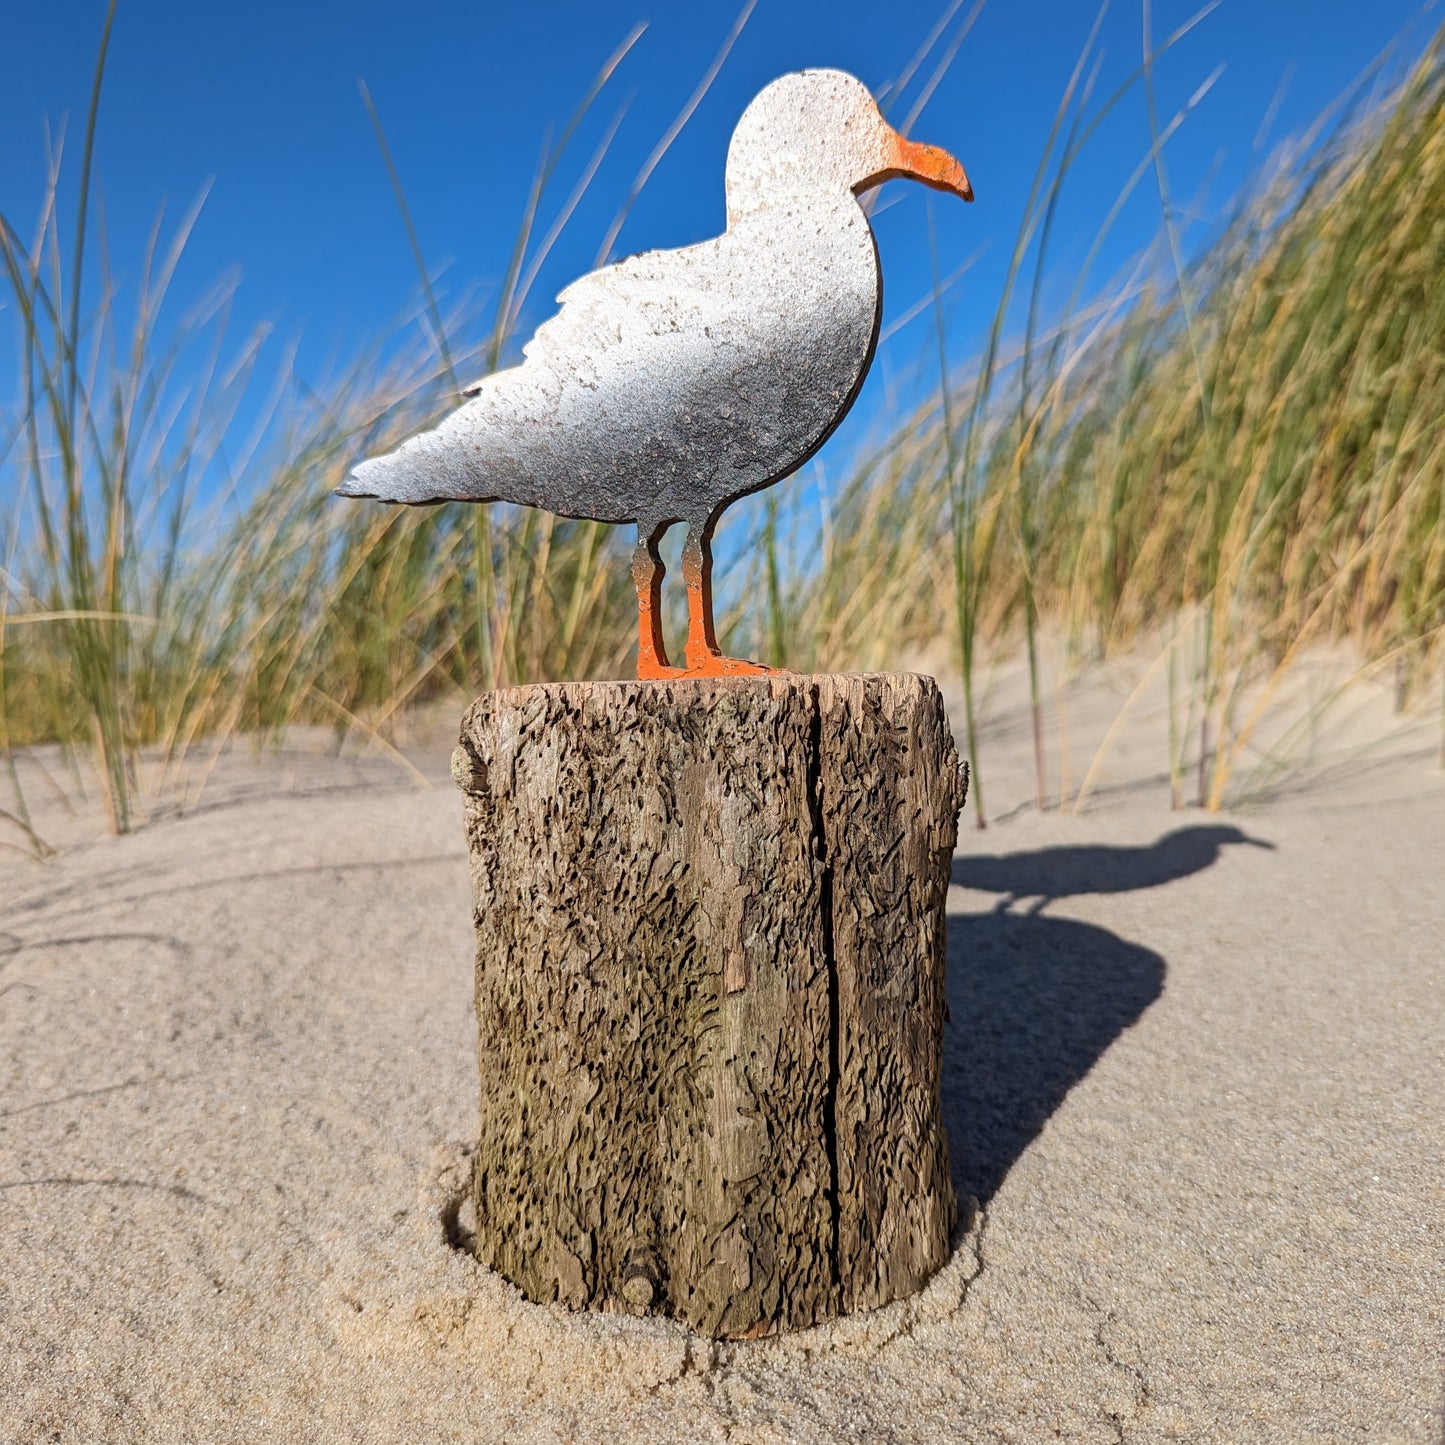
left=448, top=238, right=720, bottom=396
left=343, top=237, right=731, bottom=516
left=538, top=241, right=723, bottom=365
left=340, top=204, right=876, bottom=525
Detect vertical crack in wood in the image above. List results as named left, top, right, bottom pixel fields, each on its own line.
left=805, top=681, right=842, bottom=1303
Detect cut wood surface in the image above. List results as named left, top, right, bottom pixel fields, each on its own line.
left=451, top=672, right=967, bottom=1338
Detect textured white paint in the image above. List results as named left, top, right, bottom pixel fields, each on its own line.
left=337, top=70, right=970, bottom=549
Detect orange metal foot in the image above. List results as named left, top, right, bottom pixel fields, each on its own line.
left=637, top=650, right=781, bottom=680
left=686, top=651, right=778, bottom=676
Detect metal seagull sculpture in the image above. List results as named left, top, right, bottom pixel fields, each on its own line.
left=337, top=70, right=973, bottom=678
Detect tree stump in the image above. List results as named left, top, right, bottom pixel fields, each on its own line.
left=451, top=672, right=967, bottom=1338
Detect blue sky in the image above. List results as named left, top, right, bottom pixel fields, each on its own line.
left=1, top=0, right=1439, bottom=488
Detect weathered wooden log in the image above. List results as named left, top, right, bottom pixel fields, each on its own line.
left=450, top=672, right=966, bottom=1338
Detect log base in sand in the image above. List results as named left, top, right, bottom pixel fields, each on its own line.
left=451, top=673, right=967, bottom=1338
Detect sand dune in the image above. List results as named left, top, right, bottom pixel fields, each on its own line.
left=2, top=669, right=1442, bottom=1441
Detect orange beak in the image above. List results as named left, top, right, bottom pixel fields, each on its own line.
left=888, top=133, right=974, bottom=202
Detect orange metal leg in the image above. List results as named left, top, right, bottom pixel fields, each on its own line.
left=680, top=527, right=773, bottom=677
left=632, top=535, right=683, bottom=680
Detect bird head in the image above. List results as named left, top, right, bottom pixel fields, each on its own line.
left=725, top=69, right=973, bottom=221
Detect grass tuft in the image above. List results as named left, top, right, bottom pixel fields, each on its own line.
left=4, top=17, right=1444, bottom=844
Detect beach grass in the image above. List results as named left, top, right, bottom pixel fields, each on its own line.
left=2, top=18, right=1443, bottom=846
left=740, top=22, right=1445, bottom=817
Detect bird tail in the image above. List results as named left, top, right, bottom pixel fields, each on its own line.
left=334, top=424, right=477, bottom=506
left=334, top=454, right=400, bottom=502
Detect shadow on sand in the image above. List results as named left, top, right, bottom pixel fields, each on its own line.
left=939, top=825, right=1273, bottom=1204
left=951, top=824, right=1273, bottom=914
left=941, top=909, right=1165, bottom=1205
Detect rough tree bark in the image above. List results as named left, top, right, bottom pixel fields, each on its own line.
left=451, top=672, right=967, bottom=1338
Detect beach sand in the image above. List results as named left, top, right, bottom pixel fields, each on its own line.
left=2, top=661, right=1442, bottom=1442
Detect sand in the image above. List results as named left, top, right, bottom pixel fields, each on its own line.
left=2, top=663, right=1442, bottom=1442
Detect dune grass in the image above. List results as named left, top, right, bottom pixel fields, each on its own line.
left=735, top=24, right=1445, bottom=820
left=1004, top=26, right=1445, bottom=810
left=3, top=17, right=1444, bottom=847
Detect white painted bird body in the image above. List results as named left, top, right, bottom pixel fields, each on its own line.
left=350, top=195, right=878, bottom=535
left=337, top=69, right=971, bottom=677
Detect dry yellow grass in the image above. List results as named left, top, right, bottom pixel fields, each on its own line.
left=3, top=21, right=1443, bottom=844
